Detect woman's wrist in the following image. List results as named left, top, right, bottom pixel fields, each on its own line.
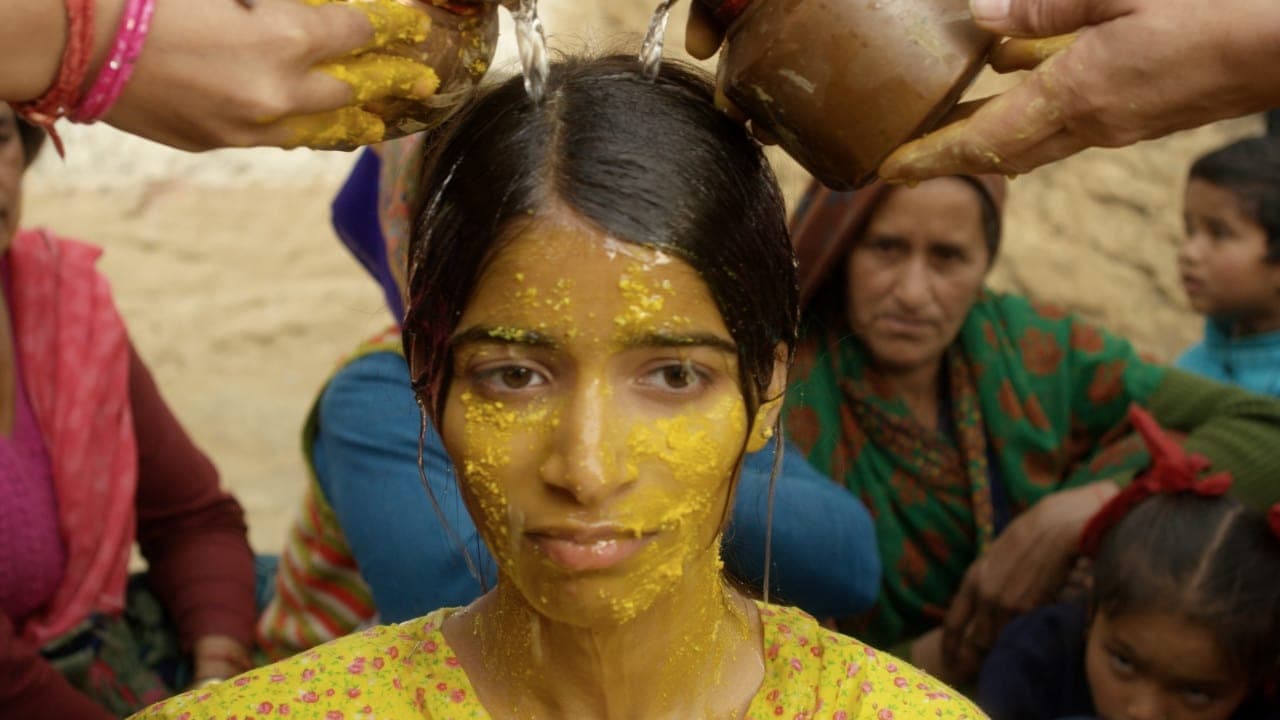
left=83, top=0, right=128, bottom=98
left=191, top=635, right=252, bottom=684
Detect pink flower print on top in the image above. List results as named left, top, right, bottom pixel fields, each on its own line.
left=256, top=701, right=273, bottom=714
left=878, top=709, right=894, bottom=720
left=450, top=689, right=467, bottom=703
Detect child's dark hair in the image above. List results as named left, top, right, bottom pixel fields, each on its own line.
left=1092, top=493, right=1280, bottom=687
left=1190, top=136, right=1280, bottom=262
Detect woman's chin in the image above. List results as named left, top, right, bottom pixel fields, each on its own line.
left=511, top=549, right=690, bottom=627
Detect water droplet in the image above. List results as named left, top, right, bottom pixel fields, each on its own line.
left=511, top=0, right=551, bottom=104
left=639, top=0, right=680, bottom=82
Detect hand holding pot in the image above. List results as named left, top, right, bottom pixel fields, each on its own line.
left=880, top=0, right=1280, bottom=181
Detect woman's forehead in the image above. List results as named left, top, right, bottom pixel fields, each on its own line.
left=461, top=221, right=731, bottom=342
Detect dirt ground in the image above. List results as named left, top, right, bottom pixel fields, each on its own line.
left=21, top=3, right=1266, bottom=555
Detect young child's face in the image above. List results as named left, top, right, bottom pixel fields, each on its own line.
left=1179, top=179, right=1280, bottom=330
left=1086, top=609, right=1249, bottom=720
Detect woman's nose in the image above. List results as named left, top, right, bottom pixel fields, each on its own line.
left=891, top=257, right=932, bottom=309
left=539, top=378, right=634, bottom=505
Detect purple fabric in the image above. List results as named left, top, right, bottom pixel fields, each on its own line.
left=0, top=259, right=65, bottom=624
left=333, top=149, right=403, bottom=323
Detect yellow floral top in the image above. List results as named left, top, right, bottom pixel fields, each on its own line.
left=132, top=603, right=983, bottom=719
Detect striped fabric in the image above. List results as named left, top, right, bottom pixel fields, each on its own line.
left=255, top=479, right=376, bottom=661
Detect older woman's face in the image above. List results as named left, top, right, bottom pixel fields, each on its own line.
left=0, top=105, right=25, bottom=253
left=845, top=178, right=992, bottom=374
left=440, top=218, right=762, bottom=628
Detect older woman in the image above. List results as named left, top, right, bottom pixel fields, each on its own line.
left=785, top=176, right=1280, bottom=682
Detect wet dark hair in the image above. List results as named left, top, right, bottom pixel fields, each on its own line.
left=1, top=103, right=47, bottom=168
left=1190, top=136, right=1280, bottom=262
left=18, top=119, right=44, bottom=168
left=1092, top=493, right=1280, bottom=687
left=403, top=55, right=798, bottom=428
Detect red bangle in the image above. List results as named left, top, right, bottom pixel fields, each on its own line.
left=14, top=0, right=96, bottom=156
left=69, top=0, right=156, bottom=123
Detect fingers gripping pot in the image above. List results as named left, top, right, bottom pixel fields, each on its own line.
left=701, top=0, right=993, bottom=189
left=340, top=0, right=500, bottom=142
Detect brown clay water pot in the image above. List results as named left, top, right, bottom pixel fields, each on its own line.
left=702, top=0, right=994, bottom=189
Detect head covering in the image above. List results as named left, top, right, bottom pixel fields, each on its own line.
left=10, top=229, right=137, bottom=645
left=790, top=176, right=1007, bottom=307
left=331, top=136, right=425, bottom=325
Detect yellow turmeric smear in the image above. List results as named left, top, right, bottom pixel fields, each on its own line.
left=458, top=390, right=553, bottom=575
left=281, top=107, right=387, bottom=149
left=301, top=0, right=432, bottom=49
left=615, top=265, right=675, bottom=330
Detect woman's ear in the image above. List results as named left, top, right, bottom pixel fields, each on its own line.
left=746, top=343, right=789, bottom=453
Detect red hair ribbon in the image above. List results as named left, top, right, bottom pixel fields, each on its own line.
left=1079, top=405, right=1234, bottom=557
left=1268, top=503, right=1280, bottom=542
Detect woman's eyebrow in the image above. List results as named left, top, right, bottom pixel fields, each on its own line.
left=619, top=330, right=737, bottom=355
left=449, top=326, right=559, bottom=350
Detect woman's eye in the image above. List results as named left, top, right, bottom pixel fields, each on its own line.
left=478, top=365, right=547, bottom=391
left=644, top=363, right=704, bottom=392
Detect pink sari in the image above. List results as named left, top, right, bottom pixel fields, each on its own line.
left=9, top=228, right=137, bottom=645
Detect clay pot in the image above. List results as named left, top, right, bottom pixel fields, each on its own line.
left=705, top=0, right=994, bottom=189
left=345, top=0, right=500, bottom=142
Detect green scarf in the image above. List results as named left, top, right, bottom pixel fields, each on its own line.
left=786, top=290, right=1165, bottom=647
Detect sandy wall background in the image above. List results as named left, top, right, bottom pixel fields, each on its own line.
left=21, top=2, right=1265, bottom=554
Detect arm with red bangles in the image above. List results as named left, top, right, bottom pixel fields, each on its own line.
left=1, top=0, right=501, bottom=151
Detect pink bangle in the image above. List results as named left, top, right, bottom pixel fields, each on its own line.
left=69, top=0, right=156, bottom=124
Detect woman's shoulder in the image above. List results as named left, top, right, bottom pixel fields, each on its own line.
left=750, top=603, right=985, bottom=719
left=132, top=607, right=474, bottom=719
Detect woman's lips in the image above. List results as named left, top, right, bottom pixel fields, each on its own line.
left=528, top=529, right=653, bottom=572
left=1181, top=274, right=1205, bottom=295
left=878, top=315, right=933, bottom=336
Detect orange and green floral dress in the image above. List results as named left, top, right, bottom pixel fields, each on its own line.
left=131, top=602, right=983, bottom=719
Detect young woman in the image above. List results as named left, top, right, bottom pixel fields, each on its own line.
left=134, top=56, right=979, bottom=719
